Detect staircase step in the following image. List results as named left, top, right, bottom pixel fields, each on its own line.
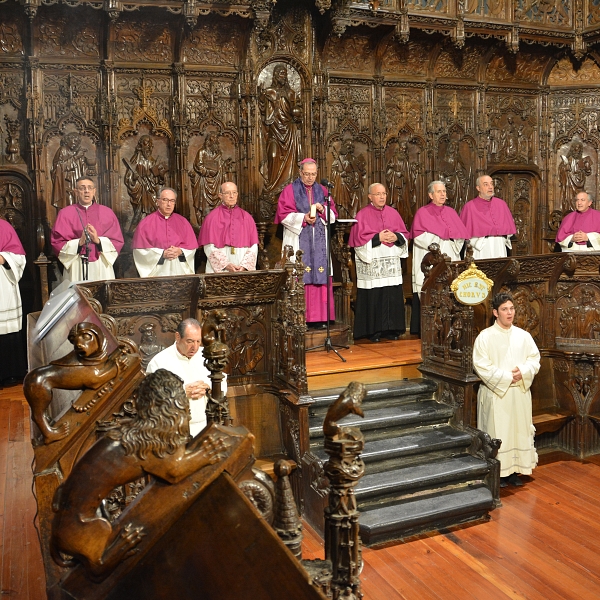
left=356, top=455, right=490, bottom=503
left=359, top=485, right=495, bottom=546
left=309, top=379, right=438, bottom=412
left=311, top=425, right=473, bottom=463
left=308, top=400, right=454, bottom=439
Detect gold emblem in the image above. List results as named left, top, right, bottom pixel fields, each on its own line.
left=450, top=263, right=493, bottom=306
left=305, top=266, right=311, bottom=272
left=318, top=266, right=325, bottom=273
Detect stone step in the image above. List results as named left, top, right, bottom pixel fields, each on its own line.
left=308, top=400, right=454, bottom=440
left=311, top=425, right=473, bottom=464
left=359, top=485, right=495, bottom=546
left=355, top=455, right=491, bottom=506
left=309, top=379, right=437, bottom=413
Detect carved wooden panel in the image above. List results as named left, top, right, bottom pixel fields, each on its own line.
left=490, top=172, right=538, bottom=255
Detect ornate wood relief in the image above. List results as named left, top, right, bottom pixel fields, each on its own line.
left=36, top=8, right=99, bottom=59
left=182, top=18, right=243, bottom=67
left=485, top=51, right=547, bottom=84
left=112, top=17, right=173, bottom=63
left=2, top=1, right=600, bottom=309
left=381, top=39, right=432, bottom=77
left=0, top=16, right=24, bottom=56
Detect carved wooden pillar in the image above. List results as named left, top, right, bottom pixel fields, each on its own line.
left=204, top=340, right=232, bottom=426
left=322, top=382, right=365, bottom=600
left=273, top=459, right=303, bottom=559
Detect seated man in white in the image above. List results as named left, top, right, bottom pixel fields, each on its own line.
left=146, top=318, right=227, bottom=436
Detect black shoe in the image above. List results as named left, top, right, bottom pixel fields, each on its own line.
left=499, top=477, right=508, bottom=488
left=369, top=334, right=381, bottom=343
left=507, top=473, right=523, bottom=487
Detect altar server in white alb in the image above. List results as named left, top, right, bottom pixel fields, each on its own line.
left=473, top=292, right=540, bottom=488
left=146, top=318, right=227, bottom=436
left=0, top=218, right=27, bottom=383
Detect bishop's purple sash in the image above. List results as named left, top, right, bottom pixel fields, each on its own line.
left=292, top=179, right=328, bottom=285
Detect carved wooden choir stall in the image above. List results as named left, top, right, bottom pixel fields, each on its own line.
left=25, top=276, right=366, bottom=599
left=420, top=247, right=600, bottom=459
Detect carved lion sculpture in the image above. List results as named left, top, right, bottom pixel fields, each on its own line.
left=50, top=369, right=228, bottom=581
left=24, top=322, right=119, bottom=444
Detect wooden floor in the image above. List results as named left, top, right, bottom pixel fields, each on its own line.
left=5, top=354, right=600, bottom=598
left=306, top=337, right=422, bottom=391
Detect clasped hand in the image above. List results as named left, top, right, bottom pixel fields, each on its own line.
left=380, top=229, right=397, bottom=244
left=185, top=380, right=210, bottom=400
left=79, top=224, right=100, bottom=245
left=572, top=230, right=589, bottom=243
left=511, top=367, right=522, bottom=384
left=163, top=246, right=182, bottom=260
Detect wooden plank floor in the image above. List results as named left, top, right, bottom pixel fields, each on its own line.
left=306, top=338, right=423, bottom=391
left=4, top=380, right=600, bottom=599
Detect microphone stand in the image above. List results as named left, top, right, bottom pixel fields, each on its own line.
left=76, top=206, right=91, bottom=281
left=306, top=183, right=348, bottom=362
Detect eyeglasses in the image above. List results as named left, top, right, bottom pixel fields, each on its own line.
left=159, top=198, right=176, bottom=204
left=371, top=192, right=387, bottom=197
left=76, top=186, right=95, bottom=191
left=220, top=191, right=238, bottom=196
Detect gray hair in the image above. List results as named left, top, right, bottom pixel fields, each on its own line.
left=368, top=183, right=386, bottom=194
left=475, top=175, right=492, bottom=188
left=157, top=187, right=178, bottom=200
left=428, top=180, right=446, bottom=195
left=577, top=191, right=593, bottom=203
left=176, top=318, right=201, bottom=337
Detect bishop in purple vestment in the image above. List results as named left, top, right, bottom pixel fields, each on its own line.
left=274, top=159, right=338, bottom=326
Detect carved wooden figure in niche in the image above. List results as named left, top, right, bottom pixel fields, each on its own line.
left=124, top=135, right=168, bottom=232
left=437, top=140, right=470, bottom=212
left=258, top=64, right=303, bottom=196
left=23, top=322, right=118, bottom=444
left=138, top=322, right=164, bottom=370
left=51, top=132, right=97, bottom=209
left=386, top=140, right=421, bottom=223
left=190, top=133, right=233, bottom=224
left=50, top=369, right=227, bottom=581
left=559, top=140, right=593, bottom=212
left=3, top=116, right=23, bottom=164
left=559, top=286, right=600, bottom=339
left=331, top=137, right=366, bottom=217
left=500, top=116, right=519, bottom=162
left=513, top=289, right=539, bottom=333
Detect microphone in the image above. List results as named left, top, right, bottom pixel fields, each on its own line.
left=320, top=178, right=335, bottom=189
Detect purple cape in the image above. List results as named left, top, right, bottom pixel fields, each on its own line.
left=275, top=179, right=338, bottom=285
left=556, top=207, right=600, bottom=244
left=197, top=204, right=259, bottom=248
left=0, top=219, right=25, bottom=255
left=411, top=203, right=467, bottom=240
left=460, top=196, right=517, bottom=237
left=132, top=211, right=198, bottom=250
left=348, top=204, right=410, bottom=247
left=51, top=203, right=124, bottom=262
